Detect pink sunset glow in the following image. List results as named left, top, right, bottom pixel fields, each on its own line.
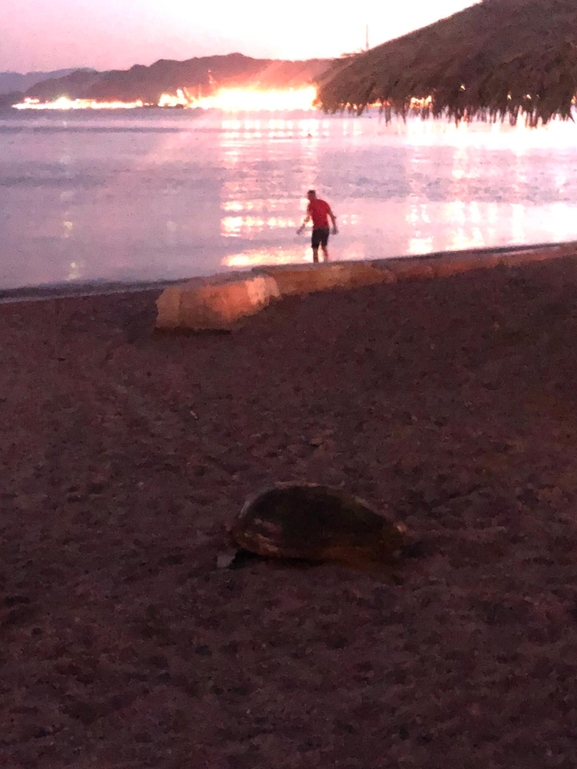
left=2, top=0, right=479, bottom=72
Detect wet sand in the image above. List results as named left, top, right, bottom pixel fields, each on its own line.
left=2, top=257, right=577, bottom=768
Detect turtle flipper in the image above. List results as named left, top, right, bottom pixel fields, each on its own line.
left=216, top=548, right=239, bottom=569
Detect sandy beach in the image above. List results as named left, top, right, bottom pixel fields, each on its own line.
left=2, top=256, right=577, bottom=768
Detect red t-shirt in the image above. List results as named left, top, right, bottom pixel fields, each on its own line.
left=307, top=198, right=331, bottom=228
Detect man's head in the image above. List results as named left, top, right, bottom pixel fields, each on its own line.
left=307, top=189, right=317, bottom=202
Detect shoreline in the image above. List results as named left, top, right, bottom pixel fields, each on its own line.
left=0, top=277, right=181, bottom=306
left=0, top=239, right=572, bottom=307
left=156, top=240, right=577, bottom=331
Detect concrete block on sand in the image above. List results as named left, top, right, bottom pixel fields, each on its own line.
left=155, top=242, right=577, bottom=332
left=258, top=261, right=396, bottom=296
left=496, top=243, right=577, bottom=268
left=430, top=252, right=502, bottom=277
left=155, top=274, right=280, bottom=331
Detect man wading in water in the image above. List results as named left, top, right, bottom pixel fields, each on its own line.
left=297, top=190, right=338, bottom=263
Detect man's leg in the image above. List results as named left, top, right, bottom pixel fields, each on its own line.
left=311, top=229, right=321, bottom=263
left=321, top=229, right=330, bottom=262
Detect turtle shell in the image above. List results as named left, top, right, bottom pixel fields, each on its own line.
left=229, top=483, right=406, bottom=567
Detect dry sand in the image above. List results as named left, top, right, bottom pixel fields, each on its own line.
left=1, top=257, right=577, bottom=768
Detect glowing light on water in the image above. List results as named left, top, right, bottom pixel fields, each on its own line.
left=222, top=247, right=309, bottom=268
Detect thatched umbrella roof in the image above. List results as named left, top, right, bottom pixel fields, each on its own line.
left=317, top=0, right=577, bottom=125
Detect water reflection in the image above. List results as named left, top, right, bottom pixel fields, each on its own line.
left=2, top=111, right=577, bottom=289
left=223, top=246, right=308, bottom=268
left=218, top=115, right=323, bottom=254
left=227, top=247, right=354, bottom=270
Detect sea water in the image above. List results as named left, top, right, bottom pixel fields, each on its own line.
left=1, top=108, right=577, bottom=291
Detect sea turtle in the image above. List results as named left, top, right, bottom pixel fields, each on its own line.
left=223, top=482, right=407, bottom=570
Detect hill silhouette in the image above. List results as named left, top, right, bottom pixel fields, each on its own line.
left=16, top=53, right=331, bottom=105
left=0, top=68, right=87, bottom=95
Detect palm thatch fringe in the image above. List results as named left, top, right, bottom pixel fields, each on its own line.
left=316, top=0, right=577, bottom=125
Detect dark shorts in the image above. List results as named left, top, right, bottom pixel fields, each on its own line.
left=311, top=227, right=330, bottom=249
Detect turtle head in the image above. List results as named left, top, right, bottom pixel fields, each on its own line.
left=379, top=520, right=408, bottom=560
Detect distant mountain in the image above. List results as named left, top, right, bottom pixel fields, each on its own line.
left=18, top=53, right=332, bottom=105
left=0, top=68, right=92, bottom=95
left=0, top=92, right=22, bottom=109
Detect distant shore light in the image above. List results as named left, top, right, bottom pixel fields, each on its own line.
left=13, top=86, right=318, bottom=112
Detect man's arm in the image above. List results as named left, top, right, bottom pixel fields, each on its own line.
left=296, top=206, right=311, bottom=235
left=328, top=207, right=338, bottom=235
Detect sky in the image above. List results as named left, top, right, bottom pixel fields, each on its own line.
left=1, top=0, right=479, bottom=74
